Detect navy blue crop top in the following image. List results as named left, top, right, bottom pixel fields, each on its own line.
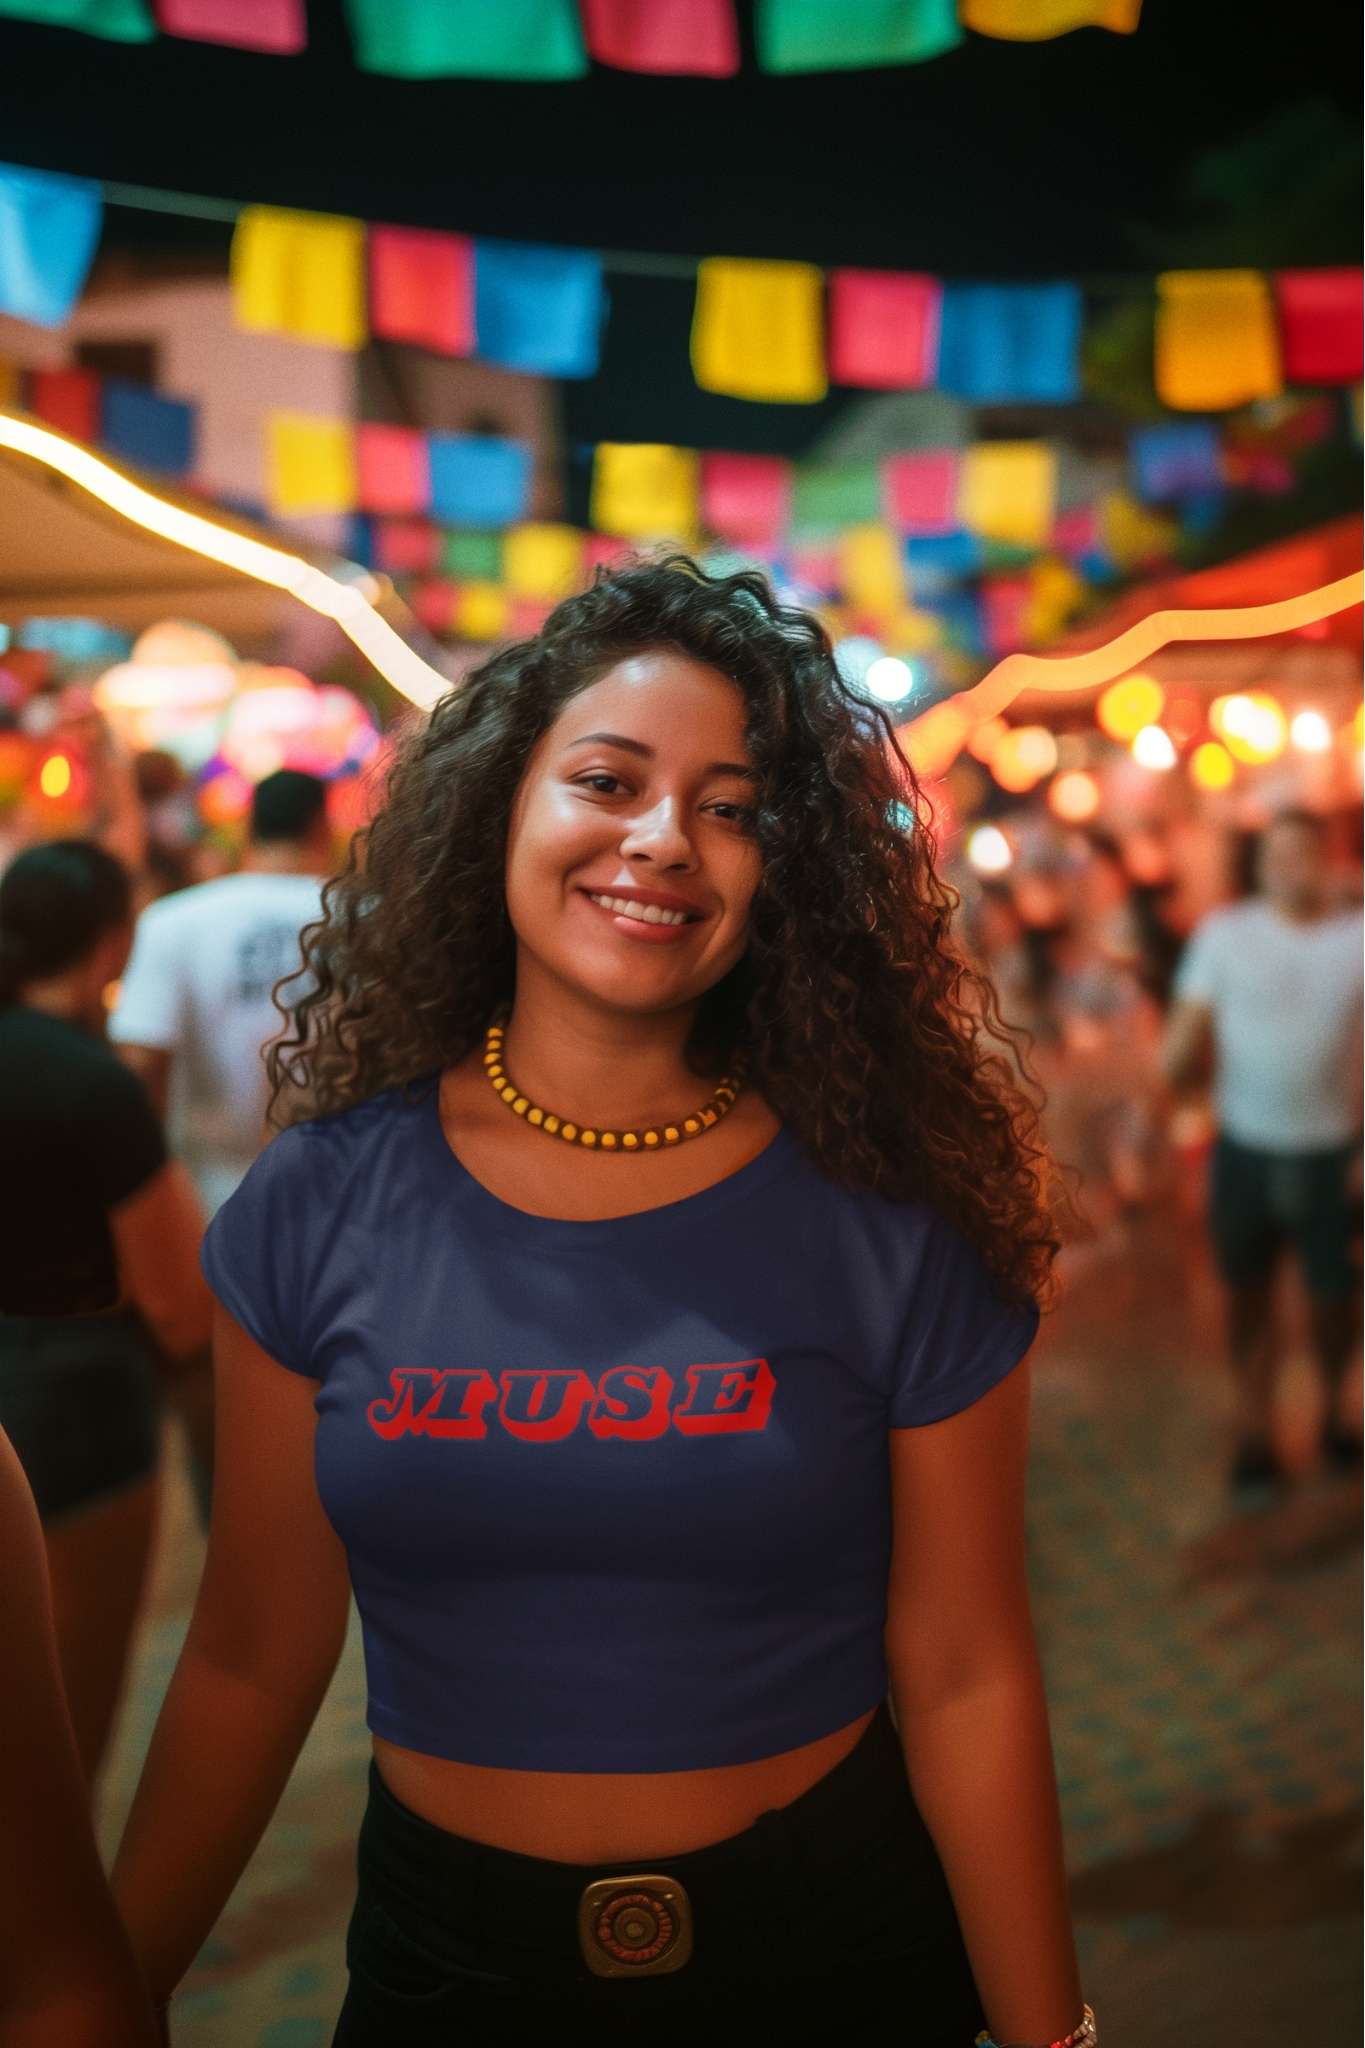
left=201, top=1082, right=1039, bottom=1772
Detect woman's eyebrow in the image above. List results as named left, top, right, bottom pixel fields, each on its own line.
left=565, top=732, right=759, bottom=781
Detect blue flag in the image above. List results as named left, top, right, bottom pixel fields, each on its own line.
left=0, top=162, right=102, bottom=327
left=428, top=435, right=533, bottom=528
left=101, top=382, right=197, bottom=475
left=937, top=283, right=1082, bottom=403
left=473, top=241, right=604, bottom=377
left=1130, top=422, right=1222, bottom=501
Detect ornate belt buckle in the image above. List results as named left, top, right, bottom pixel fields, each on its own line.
left=577, top=1873, right=694, bottom=1979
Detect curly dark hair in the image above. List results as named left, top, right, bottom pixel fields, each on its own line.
left=269, top=555, right=1073, bottom=1311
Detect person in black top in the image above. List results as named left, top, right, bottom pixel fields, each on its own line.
left=0, top=840, right=212, bottom=1788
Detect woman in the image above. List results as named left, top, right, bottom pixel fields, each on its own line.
left=0, top=1421, right=159, bottom=2046
left=0, top=840, right=211, bottom=1788
left=113, top=560, right=1095, bottom=2047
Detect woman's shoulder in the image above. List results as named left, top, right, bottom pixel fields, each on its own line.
left=257, top=1078, right=433, bottom=1182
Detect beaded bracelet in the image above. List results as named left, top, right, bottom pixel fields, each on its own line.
left=974, top=2002, right=1097, bottom=2048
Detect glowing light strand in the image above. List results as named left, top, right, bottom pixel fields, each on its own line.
left=0, top=411, right=447, bottom=711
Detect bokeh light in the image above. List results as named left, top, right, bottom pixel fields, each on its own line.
left=966, top=824, right=1012, bottom=875
left=1097, top=673, right=1165, bottom=743
left=1190, top=740, right=1235, bottom=791
left=1132, top=725, right=1177, bottom=771
left=1048, top=769, right=1101, bottom=823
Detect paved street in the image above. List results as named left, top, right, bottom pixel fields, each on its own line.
left=101, top=1186, right=1363, bottom=2047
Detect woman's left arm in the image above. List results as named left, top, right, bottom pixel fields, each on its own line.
left=885, top=1351, right=1085, bottom=2048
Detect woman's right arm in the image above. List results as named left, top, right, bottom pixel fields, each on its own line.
left=111, top=1302, right=351, bottom=2002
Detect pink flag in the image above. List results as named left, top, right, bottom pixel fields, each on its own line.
left=369, top=226, right=474, bottom=356
left=981, top=577, right=1032, bottom=653
left=356, top=424, right=431, bottom=516
left=155, top=0, right=306, bottom=51
left=829, top=271, right=940, bottom=389
left=582, top=534, right=633, bottom=574
left=701, top=452, right=792, bottom=543
left=581, top=0, right=739, bottom=74
left=1274, top=269, right=1364, bottom=385
left=883, top=451, right=958, bottom=535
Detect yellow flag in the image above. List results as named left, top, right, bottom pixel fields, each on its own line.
left=691, top=259, right=826, bottom=403
left=503, top=522, right=585, bottom=601
left=454, top=582, right=510, bottom=642
left=839, top=524, right=904, bottom=614
left=1155, top=272, right=1281, bottom=411
left=1099, top=492, right=1179, bottom=570
left=232, top=206, right=367, bottom=350
left=963, top=0, right=1141, bottom=36
left=591, top=444, right=699, bottom=541
left=267, top=412, right=357, bottom=516
left=958, top=443, right=1056, bottom=547
left=1024, top=557, right=1086, bottom=642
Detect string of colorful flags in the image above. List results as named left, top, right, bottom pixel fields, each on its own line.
left=0, top=0, right=1144, bottom=72
left=2, top=161, right=1361, bottom=412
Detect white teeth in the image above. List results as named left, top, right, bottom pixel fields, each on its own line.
left=589, top=892, right=690, bottom=927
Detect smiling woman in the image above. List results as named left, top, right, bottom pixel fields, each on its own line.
left=112, top=556, right=1088, bottom=2048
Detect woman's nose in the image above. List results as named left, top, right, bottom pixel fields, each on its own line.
left=618, top=800, right=696, bottom=868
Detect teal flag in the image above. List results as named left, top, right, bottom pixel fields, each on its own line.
left=791, top=462, right=881, bottom=534
left=0, top=0, right=152, bottom=34
left=344, top=0, right=586, bottom=78
left=756, top=0, right=961, bottom=71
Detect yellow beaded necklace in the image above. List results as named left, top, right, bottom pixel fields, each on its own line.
left=482, top=1018, right=746, bottom=1152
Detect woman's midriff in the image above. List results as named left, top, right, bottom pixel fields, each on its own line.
left=372, top=1704, right=879, bottom=1864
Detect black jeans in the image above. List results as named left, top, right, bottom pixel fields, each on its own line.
left=333, top=1699, right=987, bottom=2046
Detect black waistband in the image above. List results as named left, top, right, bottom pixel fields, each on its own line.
left=355, top=1699, right=957, bottom=1986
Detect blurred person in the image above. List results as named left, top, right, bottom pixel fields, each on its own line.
left=0, top=842, right=211, bottom=1788
left=112, top=560, right=1093, bottom=2048
left=1162, top=807, right=1363, bottom=1488
left=0, top=1422, right=160, bottom=2047
left=111, top=767, right=332, bottom=1220
left=110, top=769, right=330, bottom=1525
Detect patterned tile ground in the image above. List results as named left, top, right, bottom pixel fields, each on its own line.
left=99, top=1197, right=1363, bottom=2046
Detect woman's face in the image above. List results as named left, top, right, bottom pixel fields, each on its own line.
left=504, top=650, right=763, bottom=1017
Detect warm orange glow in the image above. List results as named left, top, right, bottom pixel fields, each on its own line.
left=1097, top=672, right=1164, bottom=742
left=991, top=727, right=1054, bottom=792
left=39, top=753, right=72, bottom=799
left=1190, top=741, right=1235, bottom=791
left=1048, top=770, right=1101, bottom=822
left=965, top=716, right=1010, bottom=764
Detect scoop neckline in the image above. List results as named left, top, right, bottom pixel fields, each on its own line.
left=420, top=1075, right=800, bottom=1241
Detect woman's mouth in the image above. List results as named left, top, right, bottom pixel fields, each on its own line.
left=580, top=890, right=705, bottom=942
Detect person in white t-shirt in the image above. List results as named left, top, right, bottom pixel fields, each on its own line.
left=110, top=771, right=330, bottom=1518
left=1162, top=807, right=1363, bottom=1489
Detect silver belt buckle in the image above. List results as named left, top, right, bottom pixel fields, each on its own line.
left=577, top=1873, right=694, bottom=1979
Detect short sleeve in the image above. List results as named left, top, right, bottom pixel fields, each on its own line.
left=1171, top=918, right=1219, bottom=1007
left=82, top=1057, right=167, bottom=1209
left=200, top=1126, right=318, bottom=1375
left=108, top=900, right=183, bottom=1051
left=889, top=1208, right=1040, bottom=1428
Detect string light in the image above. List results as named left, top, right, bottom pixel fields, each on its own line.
left=1289, top=709, right=1332, bottom=753
left=0, top=411, right=447, bottom=712
left=1190, top=741, right=1234, bottom=791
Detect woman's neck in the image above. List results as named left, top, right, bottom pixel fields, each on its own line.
left=496, top=977, right=716, bottom=1133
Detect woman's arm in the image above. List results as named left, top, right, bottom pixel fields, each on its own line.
left=885, top=1354, right=1085, bottom=2048
left=108, top=1161, right=213, bottom=1362
left=111, top=1304, right=351, bottom=2002
left=0, top=1427, right=159, bottom=2048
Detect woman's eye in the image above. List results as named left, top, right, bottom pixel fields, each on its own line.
left=709, top=803, right=758, bottom=827
left=577, top=774, right=624, bottom=795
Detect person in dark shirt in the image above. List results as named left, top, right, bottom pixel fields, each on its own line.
left=0, top=839, right=211, bottom=1788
